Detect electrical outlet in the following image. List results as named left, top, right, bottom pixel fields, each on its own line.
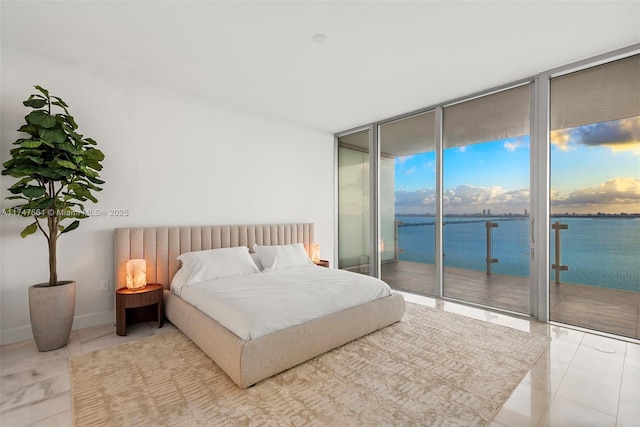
left=101, top=280, right=110, bottom=292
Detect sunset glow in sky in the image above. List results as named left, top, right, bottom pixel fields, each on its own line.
left=394, top=117, right=640, bottom=215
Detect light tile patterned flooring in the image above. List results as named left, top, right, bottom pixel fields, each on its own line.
left=1, top=292, right=639, bottom=426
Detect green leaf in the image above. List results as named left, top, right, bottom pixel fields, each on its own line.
left=75, top=180, right=101, bottom=191
left=6, top=195, right=27, bottom=201
left=2, top=158, right=14, bottom=169
left=55, top=141, right=79, bottom=154
left=20, top=222, right=38, bottom=238
left=23, top=97, right=47, bottom=108
left=18, top=124, right=38, bottom=135
left=84, top=148, right=105, bottom=160
left=71, top=187, right=97, bottom=203
left=35, top=167, right=66, bottom=180
left=9, top=177, right=33, bottom=190
left=22, top=186, right=46, bottom=198
left=51, top=96, right=68, bottom=107
left=86, top=176, right=105, bottom=185
left=84, top=159, right=103, bottom=171
left=34, top=85, right=49, bottom=98
left=27, top=155, right=44, bottom=164
left=31, top=197, right=54, bottom=210
left=60, top=220, right=80, bottom=234
left=59, top=208, right=86, bottom=219
left=39, top=128, right=66, bottom=144
left=65, top=115, right=78, bottom=129
left=21, top=139, right=42, bottom=149
left=40, top=139, right=55, bottom=148
left=51, top=159, right=77, bottom=170
left=26, top=110, right=56, bottom=128
left=77, top=165, right=97, bottom=178
left=5, top=165, right=38, bottom=177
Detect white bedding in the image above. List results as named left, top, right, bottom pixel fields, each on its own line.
left=176, top=265, right=393, bottom=341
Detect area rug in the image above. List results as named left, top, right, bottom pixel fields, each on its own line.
left=70, top=303, right=549, bottom=426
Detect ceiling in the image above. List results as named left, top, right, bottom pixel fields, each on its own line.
left=2, top=1, right=639, bottom=133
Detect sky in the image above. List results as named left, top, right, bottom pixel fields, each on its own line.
left=394, top=116, right=640, bottom=215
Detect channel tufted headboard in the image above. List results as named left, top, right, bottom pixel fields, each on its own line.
left=114, top=223, right=314, bottom=291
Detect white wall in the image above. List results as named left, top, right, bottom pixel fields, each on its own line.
left=0, top=48, right=335, bottom=345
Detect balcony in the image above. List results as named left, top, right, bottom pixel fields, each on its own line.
left=381, top=260, right=640, bottom=340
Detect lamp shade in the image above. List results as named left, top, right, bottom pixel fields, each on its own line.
left=310, top=243, right=320, bottom=263
left=125, top=259, right=147, bottom=290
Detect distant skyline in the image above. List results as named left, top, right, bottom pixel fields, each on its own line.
left=394, top=116, right=640, bottom=215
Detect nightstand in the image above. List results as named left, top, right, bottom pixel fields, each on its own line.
left=116, top=283, right=164, bottom=336
left=314, top=259, right=330, bottom=268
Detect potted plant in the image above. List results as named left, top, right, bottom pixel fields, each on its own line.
left=2, top=85, right=105, bottom=351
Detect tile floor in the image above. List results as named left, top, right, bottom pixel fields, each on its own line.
left=1, top=294, right=638, bottom=426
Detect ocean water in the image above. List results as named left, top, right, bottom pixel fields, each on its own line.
left=396, top=216, right=640, bottom=293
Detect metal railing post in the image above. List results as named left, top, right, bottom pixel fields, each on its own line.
left=551, top=222, right=569, bottom=284
left=486, top=221, right=499, bottom=274
left=394, top=220, right=403, bottom=262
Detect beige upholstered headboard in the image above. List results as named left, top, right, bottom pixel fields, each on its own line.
left=114, top=223, right=314, bottom=290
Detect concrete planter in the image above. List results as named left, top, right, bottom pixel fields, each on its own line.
left=28, top=280, right=76, bottom=351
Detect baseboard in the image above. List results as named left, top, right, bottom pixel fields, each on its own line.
left=0, top=310, right=114, bottom=346
left=0, top=325, right=33, bottom=346
left=72, top=310, right=114, bottom=331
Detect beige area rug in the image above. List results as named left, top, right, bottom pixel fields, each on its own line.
left=70, top=303, right=549, bottom=426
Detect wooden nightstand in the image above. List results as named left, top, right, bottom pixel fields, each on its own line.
left=314, top=259, right=330, bottom=268
left=116, top=283, right=164, bottom=336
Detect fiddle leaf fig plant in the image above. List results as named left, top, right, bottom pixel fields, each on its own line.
left=2, top=85, right=105, bottom=286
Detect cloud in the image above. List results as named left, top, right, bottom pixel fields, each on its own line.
left=396, top=155, right=415, bottom=164
left=395, top=185, right=530, bottom=214
left=394, top=179, right=640, bottom=215
left=504, top=136, right=529, bottom=152
left=552, top=177, right=640, bottom=213
left=395, top=189, right=436, bottom=213
left=458, top=146, right=467, bottom=153
left=444, top=184, right=529, bottom=214
left=551, top=116, right=640, bottom=154
left=551, top=129, right=574, bottom=151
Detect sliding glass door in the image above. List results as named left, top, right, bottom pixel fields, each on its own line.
left=549, top=55, right=640, bottom=338
left=337, top=130, right=371, bottom=275
left=379, top=111, right=437, bottom=296
left=442, top=85, right=532, bottom=314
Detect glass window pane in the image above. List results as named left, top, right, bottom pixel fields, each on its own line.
left=338, top=130, right=370, bottom=274
left=443, top=85, right=531, bottom=314
left=379, top=111, right=437, bottom=295
left=549, top=54, right=640, bottom=339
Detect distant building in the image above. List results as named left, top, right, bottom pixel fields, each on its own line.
left=487, top=209, right=491, bottom=216
left=482, top=209, right=486, bottom=216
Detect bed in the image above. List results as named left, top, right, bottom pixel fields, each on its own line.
left=114, top=223, right=405, bottom=388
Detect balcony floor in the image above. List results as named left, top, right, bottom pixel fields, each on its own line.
left=380, top=260, right=640, bottom=340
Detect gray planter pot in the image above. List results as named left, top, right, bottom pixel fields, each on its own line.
left=28, top=280, right=76, bottom=351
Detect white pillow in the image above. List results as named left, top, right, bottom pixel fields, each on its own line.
left=170, top=266, right=190, bottom=296
left=177, top=246, right=260, bottom=287
left=250, top=252, right=264, bottom=271
left=253, top=243, right=313, bottom=271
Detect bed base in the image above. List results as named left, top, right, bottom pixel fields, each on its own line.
left=165, top=290, right=405, bottom=388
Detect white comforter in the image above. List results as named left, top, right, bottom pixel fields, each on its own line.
left=178, top=265, right=393, bottom=341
